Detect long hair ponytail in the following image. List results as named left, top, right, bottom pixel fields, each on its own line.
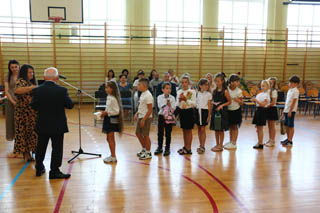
left=106, top=81, right=124, bottom=134
left=8, top=59, right=20, bottom=82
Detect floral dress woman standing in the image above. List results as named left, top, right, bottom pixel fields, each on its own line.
left=14, top=64, right=38, bottom=161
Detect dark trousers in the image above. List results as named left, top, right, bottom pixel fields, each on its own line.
left=157, top=115, right=173, bottom=150
left=35, top=134, right=64, bottom=173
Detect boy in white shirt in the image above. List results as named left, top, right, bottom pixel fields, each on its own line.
left=135, top=78, right=154, bottom=160
left=154, top=82, right=176, bottom=156
left=281, top=76, right=300, bottom=147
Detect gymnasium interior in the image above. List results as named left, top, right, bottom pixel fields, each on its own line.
left=0, top=0, right=320, bottom=212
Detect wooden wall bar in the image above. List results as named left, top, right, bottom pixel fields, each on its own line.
left=0, top=37, right=3, bottom=84
left=0, top=22, right=320, bottom=101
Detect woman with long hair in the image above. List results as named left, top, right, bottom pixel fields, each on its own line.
left=4, top=60, right=20, bottom=143
left=106, top=69, right=116, bottom=82
left=148, top=69, right=157, bottom=81
left=14, top=64, right=38, bottom=161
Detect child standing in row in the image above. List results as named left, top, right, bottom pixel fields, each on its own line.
left=251, top=80, right=270, bottom=149
left=154, top=82, right=176, bottom=156
left=265, top=77, right=278, bottom=147
left=135, top=78, right=154, bottom=160
left=225, top=74, right=243, bottom=150
left=101, top=81, right=124, bottom=163
left=176, top=76, right=196, bottom=155
left=281, top=76, right=300, bottom=147
left=195, top=78, right=212, bottom=154
left=210, top=73, right=231, bottom=152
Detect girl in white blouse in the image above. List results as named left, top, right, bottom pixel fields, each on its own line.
left=195, top=78, right=212, bottom=154
left=176, top=75, right=196, bottom=155
left=101, top=81, right=123, bottom=163
left=251, top=80, right=270, bottom=149
left=225, top=74, right=243, bottom=150
left=265, top=77, right=279, bottom=147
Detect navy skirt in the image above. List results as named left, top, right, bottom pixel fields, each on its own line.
left=195, top=109, right=209, bottom=126
left=252, top=107, right=267, bottom=126
left=179, top=108, right=195, bottom=130
left=102, top=116, right=120, bottom=134
left=266, top=106, right=278, bottom=121
left=228, top=107, right=242, bottom=127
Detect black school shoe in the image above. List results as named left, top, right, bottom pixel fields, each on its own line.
left=177, top=147, right=192, bottom=155
left=49, top=170, right=71, bottom=179
left=36, top=168, right=46, bottom=177
left=282, top=141, right=293, bottom=147
left=281, top=139, right=288, bottom=145
left=163, top=149, right=170, bottom=156
left=253, top=143, right=264, bottom=149
left=154, top=147, right=163, bottom=155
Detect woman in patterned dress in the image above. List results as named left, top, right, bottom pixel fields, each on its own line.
left=14, top=64, right=38, bottom=161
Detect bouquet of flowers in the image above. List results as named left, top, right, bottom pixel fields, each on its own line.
left=181, top=91, right=193, bottom=109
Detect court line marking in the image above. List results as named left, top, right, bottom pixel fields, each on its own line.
left=82, top=127, right=218, bottom=212
left=0, top=162, right=30, bottom=201
left=122, top=132, right=246, bottom=210
left=53, top=162, right=74, bottom=213
left=71, top=121, right=317, bottom=212
left=184, top=156, right=249, bottom=213
left=130, top=160, right=218, bottom=213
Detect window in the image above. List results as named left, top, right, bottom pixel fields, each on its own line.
left=218, top=0, right=268, bottom=46
left=287, top=4, right=320, bottom=47
left=74, top=0, right=126, bottom=44
left=150, top=0, right=203, bottom=45
left=0, top=0, right=51, bottom=43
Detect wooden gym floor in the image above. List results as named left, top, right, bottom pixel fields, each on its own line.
left=0, top=104, right=320, bottom=213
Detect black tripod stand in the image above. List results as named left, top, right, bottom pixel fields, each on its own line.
left=59, top=79, right=102, bottom=163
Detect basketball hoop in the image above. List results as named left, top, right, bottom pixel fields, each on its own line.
left=49, top=16, right=63, bottom=23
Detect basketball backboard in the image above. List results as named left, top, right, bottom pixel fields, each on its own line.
left=29, top=0, right=83, bottom=23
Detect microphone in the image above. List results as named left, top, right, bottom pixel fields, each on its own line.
left=59, top=75, right=67, bottom=79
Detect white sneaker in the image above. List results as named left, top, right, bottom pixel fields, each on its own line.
left=223, top=142, right=231, bottom=148
left=224, top=142, right=237, bottom=150
left=139, top=151, right=152, bottom=160
left=264, top=140, right=275, bottom=147
left=137, top=149, right=146, bottom=157
left=103, top=156, right=117, bottom=163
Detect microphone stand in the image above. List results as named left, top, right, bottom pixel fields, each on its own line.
left=59, top=79, right=102, bottom=163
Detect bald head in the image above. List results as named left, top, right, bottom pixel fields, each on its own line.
left=44, top=67, right=59, bottom=81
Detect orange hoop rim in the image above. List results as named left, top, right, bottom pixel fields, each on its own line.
left=49, top=16, right=63, bottom=23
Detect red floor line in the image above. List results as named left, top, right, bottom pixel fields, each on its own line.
left=122, top=132, right=136, bottom=137
left=96, top=130, right=240, bottom=211
left=130, top=160, right=218, bottom=213
left=184, top=156, right=248, bottom=213
left=53, top=162, right=74, bottom=213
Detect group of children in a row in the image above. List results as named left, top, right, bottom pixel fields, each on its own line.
left=100, top=73, right=300, bottom=163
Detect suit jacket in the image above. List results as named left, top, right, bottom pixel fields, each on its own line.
left=31, top=81, right=74, bottom=135
left=156, top=81, right=177, bottom=98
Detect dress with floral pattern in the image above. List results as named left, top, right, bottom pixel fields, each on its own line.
left=14, top=78, right=38, bottom=154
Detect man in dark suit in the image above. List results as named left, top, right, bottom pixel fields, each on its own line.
left=31, top=67, right=74, bottom=179
left=156, top=72, right=177, bottom=98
